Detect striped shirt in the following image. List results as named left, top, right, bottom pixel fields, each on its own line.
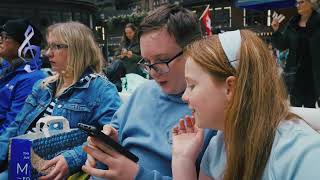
left=26, top=74, right=98, bottom=133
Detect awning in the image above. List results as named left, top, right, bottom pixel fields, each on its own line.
left=235, top=0, right=295, bottom=10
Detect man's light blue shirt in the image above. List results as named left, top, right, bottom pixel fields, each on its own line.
left=106, top=80, right=216, bottom=180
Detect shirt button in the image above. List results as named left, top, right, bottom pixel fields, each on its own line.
left=57, top=105, right=62, bottom=108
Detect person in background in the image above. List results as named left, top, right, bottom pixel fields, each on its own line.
left=172, top=30, right=320, bottom=180
left=105, top=23, right=145, bottom=91
left=103, top=59, right=126, bottom=92
left=116, top=23, right=145, bottom=77
left=0, top=21, right=121, bottom=179
left=271, top=0, right=320, bottom=108
left=0, top=19, right=45, bottom=134
left=82, top=4, right=215, bottom=180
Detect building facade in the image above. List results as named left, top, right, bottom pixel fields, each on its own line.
left=98, top=0, right=297, bottom=57
left=0, top=0, right=97, bottom=33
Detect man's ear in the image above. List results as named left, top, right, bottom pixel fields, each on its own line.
left=225, top=76, right=236, bottom=101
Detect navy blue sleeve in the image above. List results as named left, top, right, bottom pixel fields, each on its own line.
left=0, top=80, right=42, bottom=167
left=1, top=78, right=37, bottom=133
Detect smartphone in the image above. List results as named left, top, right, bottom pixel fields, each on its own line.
left=77, top=123, right=139, bottom=163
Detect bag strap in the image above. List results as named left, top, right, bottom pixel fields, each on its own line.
left=36, top=116, right=70, bottom=137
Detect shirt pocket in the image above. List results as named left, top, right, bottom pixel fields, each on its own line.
left=61, top=100, right=95, bottom=128
left=20, top=95, right=39, bottom=121
left=25, top=95, right=37, bottom=107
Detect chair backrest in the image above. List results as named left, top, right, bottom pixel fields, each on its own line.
left=290, top=107, right=320, bottom=131
left=118, top=92, right=131, bottom=103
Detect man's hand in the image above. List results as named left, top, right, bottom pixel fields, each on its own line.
left=84, top=125, right=119, bottom=173
left=102, top=125, right=118, bottom=141
left=82, top=137, right=139, bottom=180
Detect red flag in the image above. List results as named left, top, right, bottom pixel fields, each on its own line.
left=199, top=5, right=212, bottom=36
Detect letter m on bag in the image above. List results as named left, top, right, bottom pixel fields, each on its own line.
left=9, top=139, right=32, bottom=179
left=17, top=163, right=28, bottom=175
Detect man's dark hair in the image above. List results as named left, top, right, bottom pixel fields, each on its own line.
left=139, top=4, right=201, bottom=48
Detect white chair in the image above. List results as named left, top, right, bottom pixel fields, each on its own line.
left=290, top=107, right=320, bottom=131
left=118, top=92, right=131, bottom=103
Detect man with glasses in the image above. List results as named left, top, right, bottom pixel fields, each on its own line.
left=137, top=51, right=183, bottom=75
left=83, top=4, right=215, bottom=180
left=0, top=19, right=45, bottom=134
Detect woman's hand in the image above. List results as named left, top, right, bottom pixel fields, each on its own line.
left=82, top=137, right=139, bottom=180
left=172, top=116, right=204, bottom=162
left=271, top=12, right=285, bottom=32
left=172, top=116, right=204, bottom=180
left=127, top=51, right=133, bottom=58
left=120, top=48, right=128, bottom=58
left=39, top=155, right=69, bottom=180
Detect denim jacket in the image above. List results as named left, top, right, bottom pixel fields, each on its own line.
left=0, top=58, right=45, bottom=134
left=0, top=68, right=121, bottom=174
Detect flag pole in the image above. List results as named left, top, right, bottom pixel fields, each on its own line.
left=199, top=4, right=210, bottom=20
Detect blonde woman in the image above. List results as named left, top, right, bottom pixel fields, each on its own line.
left=0, top=22, right=121, bottom=179
left=172, top=30, right=320, bottom=180
left=272, top=0, right=320, bottom=108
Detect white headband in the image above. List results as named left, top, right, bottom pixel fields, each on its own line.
left=218, top=30, right=241, bottom=68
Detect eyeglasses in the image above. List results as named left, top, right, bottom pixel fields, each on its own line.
left=46, top=43, right=68, bottom=51
left=295, top=0, right=305, bottom=6
left=0, top=33, right=12, bottom=42
left=137, top=51, right=183, bottom=75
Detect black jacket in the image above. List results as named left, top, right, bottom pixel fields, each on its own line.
left=272, top=11, right=320, bottom=97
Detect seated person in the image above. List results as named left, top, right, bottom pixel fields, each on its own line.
left=0, top=21, right=121, bottom=179
left=0, top=19, right=46, bottom=134
left=82, top=4, right=216, bottom=180
left=172, top=30, right=320, bottom=180
left=104, top=59, right=126, bottom=92
left=115, top=23, right=145, bottom=77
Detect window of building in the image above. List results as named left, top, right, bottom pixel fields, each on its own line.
left=73, top=12, right=81, bottom=21
left=81, top=13, right=89, bottom=26
left=153, top=0, right=160, bottom=7
left=267, top=9, right=271, bottom=26
left=45, top=10, right=60, bottom=24
left=213, top=6, right=232, bottom=28
left=62, top=11, right=73, bottom=21
left=244, top=9, right=268, bottom=26
left=243, top=9, right=247, bottom=27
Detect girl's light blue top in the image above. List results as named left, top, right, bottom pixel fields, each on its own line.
left=201, top=119, right=320, bottom=180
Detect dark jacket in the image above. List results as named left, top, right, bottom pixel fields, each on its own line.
left=117, top=39, right=145, bottom=77
left=272, top=11, right=320, bottom=97
left=104, top=59, right=126, bottom=92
